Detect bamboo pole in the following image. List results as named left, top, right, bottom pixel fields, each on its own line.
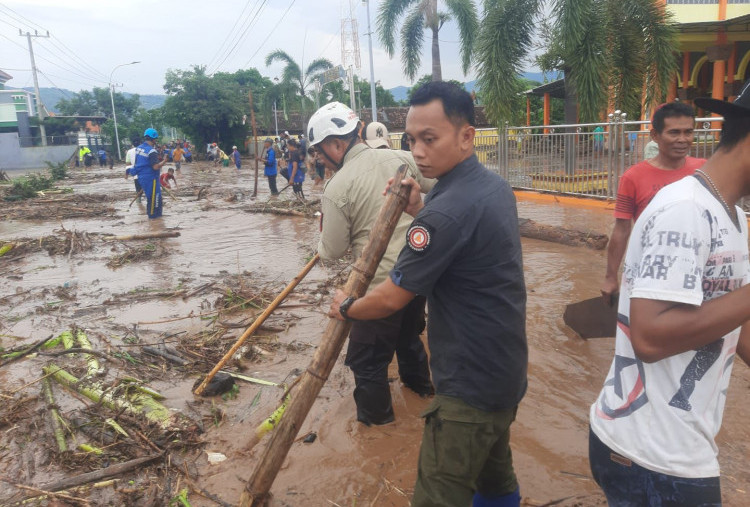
left=39, top=454, right=161, bottom=492
left=106, top=231, right=181, bottom=241
left=239, top=164, right=411, bottom=506
left=194, top=253, right=320, bottom=396
left=128, top=190, right=144, bottom=208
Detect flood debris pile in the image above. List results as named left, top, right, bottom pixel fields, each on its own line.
left=243, top=198, right=321, bottom=218
left=0, top=193, right=119, bottom=221
left=0, top=328, right=207, bottom=506
left=177, top=272, right=304, bottom=367
left=106, top=242, right=165, bottom=269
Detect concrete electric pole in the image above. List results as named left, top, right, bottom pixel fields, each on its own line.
left=19, top=29, right=49, bottom=146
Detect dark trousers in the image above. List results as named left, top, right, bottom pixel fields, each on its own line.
left=344, top=296, right=432, bottom=425
left=292, top=182, right=304, bottom=199
left=589, top=428, right=721, bottom=506
left=134, top=179, right=142, bottom=193
left=267, top=175, right=278, bottom=194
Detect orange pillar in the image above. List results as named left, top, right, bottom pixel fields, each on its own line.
left=667, top=75, right=678, bottom=103
left=543, top=92, right=550, bottom=134
left=712, top=27, right=728, bottom=129
left=526, top=96, right=531, bottom=127
left=719, top=0, right=727, bottom=21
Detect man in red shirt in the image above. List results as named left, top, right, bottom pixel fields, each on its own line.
left=601, top=102, right=705, bottom=305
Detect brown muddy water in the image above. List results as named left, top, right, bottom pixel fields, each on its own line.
left=0, top=161, right=748, bottom=506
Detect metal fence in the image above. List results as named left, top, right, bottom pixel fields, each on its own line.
left=498, top=115, right=723, bottom=199
left=18, top=135, right=79, bottom=148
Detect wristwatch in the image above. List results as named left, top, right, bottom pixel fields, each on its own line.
left=339, top=296, right=358, bottom=321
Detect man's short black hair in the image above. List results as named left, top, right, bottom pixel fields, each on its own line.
left=131, top=138, right=139, bottom=146
left=717, top=115, right=750, bottom=151
left=652, top=102, right=696, bottom=133
left=410, top=81, right=475, bottom=127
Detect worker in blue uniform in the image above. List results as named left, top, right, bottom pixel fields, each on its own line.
left=126, top=128, right=168, bottom=218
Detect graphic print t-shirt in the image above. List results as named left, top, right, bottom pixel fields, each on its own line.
left=591, top=176, right=749, bottom=478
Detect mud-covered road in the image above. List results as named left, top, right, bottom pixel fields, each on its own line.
left=1, top=161, right=748, bottom=506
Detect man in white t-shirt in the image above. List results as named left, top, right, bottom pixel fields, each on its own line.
left=124, top=138, right=142, bottom=198
left=590, top=81, right=750, bottom=505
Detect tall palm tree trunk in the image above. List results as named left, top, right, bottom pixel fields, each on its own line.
left=431, top=26, right=442, bottom=81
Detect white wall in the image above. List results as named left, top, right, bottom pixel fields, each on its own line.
left=0, top=133, right=76, bottom=171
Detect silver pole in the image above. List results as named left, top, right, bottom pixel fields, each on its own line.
left=109, top=61, right=140, bottom=160
left=22, top=31, right=49, bottom=146
left=365, top=0, right=377, bottom=120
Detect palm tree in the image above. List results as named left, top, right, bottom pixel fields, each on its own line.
left=477, top=0, right=678, bottom=125
left=264, top=50, right=334, bottom=115
left=377, top=0, right=478, bottom=82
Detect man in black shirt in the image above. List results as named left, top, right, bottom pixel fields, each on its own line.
left=329, top=82, right=527, bottom=507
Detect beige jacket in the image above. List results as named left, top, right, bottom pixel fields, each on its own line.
left=318, top=143, right=435, bottom=290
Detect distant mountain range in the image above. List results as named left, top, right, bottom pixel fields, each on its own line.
left=387, top=72, right=554, bottom=102
left=27, top=87, right=165, bottom=115
left=30, top=71, right=555, bottom=115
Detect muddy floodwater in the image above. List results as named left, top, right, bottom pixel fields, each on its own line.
left=1, top=161, right=748, bottom=506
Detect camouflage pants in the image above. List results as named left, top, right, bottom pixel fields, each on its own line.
left=411, top=395, right=519, bottom=507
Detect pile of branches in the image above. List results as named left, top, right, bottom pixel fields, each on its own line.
left=0, top=328, right=207, bottom=507
left=1, top=226, right=95, bottom=260
left=0, top=193, right=118, bottom=221
left=106, top=242, right=165, bottom=269
left=243, top=198, right=321, bottom=218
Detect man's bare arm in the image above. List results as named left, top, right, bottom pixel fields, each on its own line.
left=737, top=323, right=750, bottom=366
left=601, top=218, right=632, bottom=305
left=630, top=285, right=750, bottom=362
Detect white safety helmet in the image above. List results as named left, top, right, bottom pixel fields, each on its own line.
left=307, top=102, right=360, bottom=147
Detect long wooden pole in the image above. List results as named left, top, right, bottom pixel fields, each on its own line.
left=193, top=253, right=320, bottom=396
left=239, top=164, right=410, bottom=506
left=249, top=90, right=260, bottom=198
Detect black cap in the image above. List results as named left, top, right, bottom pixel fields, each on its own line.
left=694, top=79, right=750, bottom=118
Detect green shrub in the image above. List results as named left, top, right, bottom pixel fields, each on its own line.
left=10, top=174, right=53, bottom=198
left=45, top=161, right=68, bottom=181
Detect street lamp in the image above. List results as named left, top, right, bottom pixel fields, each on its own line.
left=109, top=60, right=140, bottom=160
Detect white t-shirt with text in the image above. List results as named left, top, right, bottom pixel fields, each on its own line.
left=590, top=175, right=749, bottom=478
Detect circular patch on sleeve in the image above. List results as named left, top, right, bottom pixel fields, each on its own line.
left=407, top=225, right=431, bottom=252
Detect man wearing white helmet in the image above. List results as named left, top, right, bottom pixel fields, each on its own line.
left=308, top=101, right=435, bottom=426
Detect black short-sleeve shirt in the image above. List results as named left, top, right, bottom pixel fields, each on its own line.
left=391, top=154, right=527, bottom=412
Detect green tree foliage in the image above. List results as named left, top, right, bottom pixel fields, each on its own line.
left=56, top=88, right=140, bottom=119
left=264, top=50, right=333, bottom=117
left=476, top=0, right=678, bottom=125
left=162, top=66, right=271, bottom=150
left=322, top=76, right=398, bottom=113
left=377, top=0, right=478, bottom=82
left=407, top=74, right=464, bottom=101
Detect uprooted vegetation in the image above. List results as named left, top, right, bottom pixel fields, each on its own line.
left=243, top=198, right=321, bottom=218
left=0, top=192, right=120, bottom=221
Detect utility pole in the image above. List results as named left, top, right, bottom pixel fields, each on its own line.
left=20, top=29, right=49, bottom=146
left=364, top=0, right=377, bottom=121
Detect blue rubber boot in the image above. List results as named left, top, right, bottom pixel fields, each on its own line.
left=472, top=488, right=521, bottom=507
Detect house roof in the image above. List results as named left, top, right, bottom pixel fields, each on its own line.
left=678, top=13, right=750, bottom=35
left=524, top=79, right=566, bottom=99
left=0, top=69, right=12, bottom=83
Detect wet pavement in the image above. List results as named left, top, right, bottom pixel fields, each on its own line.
left=0, top=161, right=748, bottom=506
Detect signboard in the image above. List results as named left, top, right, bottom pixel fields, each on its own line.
left=319, top=65, right=346, bottom=85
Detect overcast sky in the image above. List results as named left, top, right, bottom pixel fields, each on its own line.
left=0, top=0, right=508, bottom=98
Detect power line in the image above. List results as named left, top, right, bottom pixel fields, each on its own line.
left=242, top=0, right=298, bottom=68
left=0, top=2, right=109, bottom=81
left=205, top=0, right=258, bottom=71
left=0, top=33, right=107, bottom=86
left=37, top=69, right=76, bottom=101
left=210, top=0, right=269, bottom=73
